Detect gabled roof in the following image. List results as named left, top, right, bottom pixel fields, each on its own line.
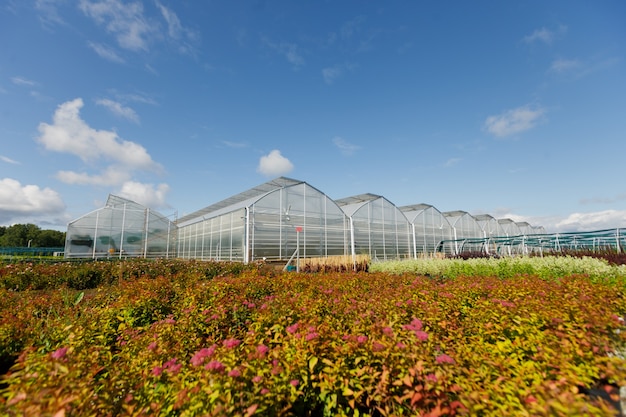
left=176, top=177, right=304, bottom=226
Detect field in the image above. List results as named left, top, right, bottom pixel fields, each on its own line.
left=1, top=257, right=626, bottom=416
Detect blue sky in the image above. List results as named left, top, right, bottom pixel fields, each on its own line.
left=1, top=1, right=625, bottom=233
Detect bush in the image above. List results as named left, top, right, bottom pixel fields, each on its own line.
left=2, top=261, right=626, bottom=415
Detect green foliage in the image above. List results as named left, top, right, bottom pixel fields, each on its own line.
left=1, top=261, right=626, bottom=416
left=0, top=259, right=259, bottom=291
left=370, top=255, right=626, bottom=284
left=0, top=223, right=65, bottom=248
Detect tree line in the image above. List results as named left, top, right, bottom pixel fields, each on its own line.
left=0, top=224, right=66, bottom=248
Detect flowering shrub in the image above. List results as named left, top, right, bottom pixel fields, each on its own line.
left=1, top=260, right=626, bottom=416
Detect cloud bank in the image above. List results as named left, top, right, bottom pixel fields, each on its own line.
left=0, top=178, right=66, bottom=225
left=37, top=98, right=169, bottom=208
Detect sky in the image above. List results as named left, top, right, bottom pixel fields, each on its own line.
left=1, top=1, right=625, bottom=233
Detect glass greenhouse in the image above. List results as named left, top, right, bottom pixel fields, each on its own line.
left=400, top=204, right=454, bottom=256
left=64, top=176, right=554, bottom=261
left=335, top=194, right=412, bottom=261
left=175, top=178, right=349, bottom=263
left=473, top=214, right=505, bottom=255
left=443, top=211, right=484, bottom=254
left=65, top=195, right=176, bottom=259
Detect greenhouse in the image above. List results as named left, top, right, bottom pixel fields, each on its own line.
left=442, top=211, right=484, bottom=255
left=400, top=204, right=454, bottom=256
left=335, top=194, right=412, bottom=261
left=65, top=195, right=176, bottom=259
left=64, top=176, right=555, bottom=262
left=175, top=177, right=349, bottom=263
left=473, top=214, right=505, bottom=255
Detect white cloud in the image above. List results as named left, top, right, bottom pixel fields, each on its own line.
left=87, top=41, right=125, bottom=63
left=257, top=150, right=294, bottom=177
left=56, top=166, right=132, bottom=186
left=484, top=105, right=545, bottom=138
left=322, top=66, right=343, bottom=84
left=549, top=58, right=580, bottom=73
left=37, top=98, right=160, bottom=172
left=0, top=155, right=19, bottom=165
left=155, top=1, right=182, bottom=39
left=155, top=1, right=199, bottom=55
left=523, top=25, right=566, bottom=45
left=79, top=0, right=153, bottom=51
left=262, top=37, right=305, bottom=69
left=444, top=158, right=461, bottom=167
left=554, top=210, right=626, bottom=232
left=0, top=178, right=65, bottom=224
left=118, top=181, right=170, bottom=208
left=11, top=76, right=36, bottom=86
left=332, top=136, right=361, bottom=155
left=35, top=0, right=66, bottom=27
left=523, top=28, right=553, bottom=44
left=96, top=98, right=139, bottom=123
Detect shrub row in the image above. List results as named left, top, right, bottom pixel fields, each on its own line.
left=370, top=255, right=626, bottom=284
left=0, top=259, right=258, bottom=291
left=2, top=260, right=626, bottom=415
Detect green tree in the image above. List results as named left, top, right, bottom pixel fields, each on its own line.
left=0, top=224, right=41, bottom=247
left=35, top=229, right=66, bottom=247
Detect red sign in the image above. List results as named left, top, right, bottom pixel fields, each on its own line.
left=295, top=226, right=303, bottom=232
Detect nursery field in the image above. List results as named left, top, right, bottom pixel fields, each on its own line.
left=1, top=257, right=626, bottom=416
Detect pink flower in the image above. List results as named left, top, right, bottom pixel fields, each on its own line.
left=286, top=323, right=299, bottom=334
left=191, top=346, right=216, bottom=366
left=436, top=354, right=455, bottom=365
left=382, top=326, right=394, bottom=337
left=205, top=360, right=225, bottom=373
left=151, top=366, right=163, bottom=376
left=51, top=347, right=68, bottom=360
left=356, top=335, right=368, bottom=344
left=396, top=342, right=407, bottom=349
left=228, top=368, right=242, bottom=378
left=403, top=318, right=423, bottom=332
left=223, top=338, right=241, bottom=349
left=290, top=379, right=299, bottom=387
left=252, top=375, right=263, bottom=384
left=147, top=342, right=158, bottom=351
left=260, top=388, right=270, bottom=395
left=306, top=332, right=319, bottom=341
left=415, top=330, right=429, bottom=342
left=256, top=344, right=269, bottom=356
left=163, top=358, right=182, bottom=375
left=426, top=373, right=438, bottom=383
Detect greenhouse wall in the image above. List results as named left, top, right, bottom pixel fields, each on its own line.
left=65, top=177, right=550, bottom=261
left=400, top=204, right=454, bottom=256
left=443, top=211, right=484, bottom=255
left=176, top=180, right=349, bottom=262
left=337, top=195, right=412, bottom=261
left=65, top=195, right=176, bottom=259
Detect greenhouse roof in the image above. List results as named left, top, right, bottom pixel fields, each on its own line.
left=399, top=204, right=434, bottom=212
left=335, top=194, right=385, bottom=217
left=106, top=194, right=141, bottom=208
left=443, top=210, right=469, bottom=218
left=473, top=214, right=495, bottom=221
left=176, top=177, right=304, bottom=226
